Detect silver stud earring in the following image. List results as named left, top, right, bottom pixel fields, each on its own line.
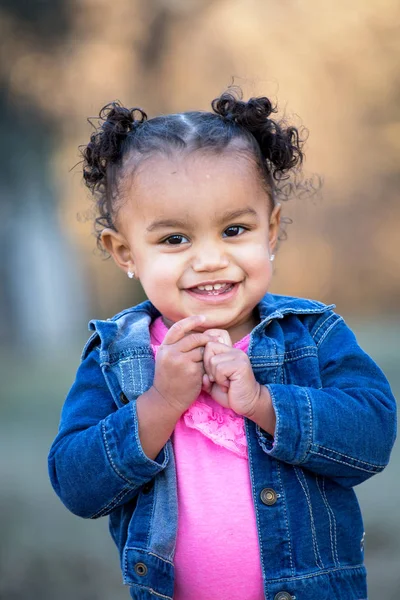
left=127, top=270, right=134, bottom=279
left=270, top=254, right=275, bottom=262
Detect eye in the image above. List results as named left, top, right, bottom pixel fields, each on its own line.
left=223, top=225, right=246, bottom=238
left=161, top=234, right=189, bottom=245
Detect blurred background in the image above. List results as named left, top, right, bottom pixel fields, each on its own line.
left=0, top=0, right=399, bottom=598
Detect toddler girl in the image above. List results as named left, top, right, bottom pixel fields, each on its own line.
left=48, top=90, right=396, bottom=600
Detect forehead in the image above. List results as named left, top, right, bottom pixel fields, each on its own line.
left=124, top=150, right=270, bottom=222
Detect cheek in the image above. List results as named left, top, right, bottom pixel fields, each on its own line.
left=240, top=242, right=270, bottom=268
left=137, top=253, right=182, bottom=288
left=243, top=243, right=273, bottom=287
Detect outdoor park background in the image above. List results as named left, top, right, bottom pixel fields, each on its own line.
left=0, top=0, right=399, bottom=598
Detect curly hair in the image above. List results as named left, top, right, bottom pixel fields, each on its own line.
left=81, top=87, right=308, bottom=250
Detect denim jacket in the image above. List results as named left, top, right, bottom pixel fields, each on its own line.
left=48, top=294, right=396, bottom=600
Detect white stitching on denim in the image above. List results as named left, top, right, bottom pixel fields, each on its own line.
left=283, top=351, right=318, bottom=363
left=316, top=476, right=340, bottom=567
left=251, top=353, right=282, bottom=358
left=265, top=563, right=365, bottom=584
left=294, top=467, right=324, bottom=569
left=129, top=358, right=135, bottom=393
left=285, top=346, right=316, bottom=355
left=306, top=389, right=313, bottom=457
left=123, top=546, right=175, bottom=568
left=277, top=462, right=295, bottom=576
left=267, top=386, right=279, bottom=449
left=265, top=305, right=335, bottom=320
left=147, top=589, right=173, bottom=599
left=312, top=313, right=336, bottom=342
left=298, top=389, right=313, bottom=464
left=148, top=551, right=174, bottom=566
left=253, top=362, right=282, bottom=368
left=101, top=420, right=133, bottom=484
left=317, top=445, right=386, bottom=468
left=316, top=317, right=344, bottom=348
left=119, top=361, right=125, bottom=392
left=252, top=347, right=317, bottom=361
left=91, top=485, right=133, bottom=519
left=108, top=348, right=153, bottom=363
left=316, top=476, right=334, bottom=564
left=254, top=347, right=316, bottom=359
left=146, top=477, right=157, bottom=548
left=123, top=577, right=173, bottom=599
left=311, top=450, right=382, bottom=473
left=138, top=356, right=144, bottom=392
left=322, top=476, right=340, bottom=566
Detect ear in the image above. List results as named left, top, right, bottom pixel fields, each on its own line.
left=268, top=203, right=282, bottom=252
left=101, top=228, right=136, bottom=276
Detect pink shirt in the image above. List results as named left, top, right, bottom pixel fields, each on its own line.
left=150, top=318, right=264, bottom=600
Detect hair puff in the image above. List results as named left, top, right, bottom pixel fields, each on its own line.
left=212, top=89, right=304, bottom=181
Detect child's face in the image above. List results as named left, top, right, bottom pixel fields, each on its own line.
left=103, top=151, right=280, bottom=341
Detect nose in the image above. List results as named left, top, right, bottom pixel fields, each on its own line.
left=191, top=242, right=229, bottom=273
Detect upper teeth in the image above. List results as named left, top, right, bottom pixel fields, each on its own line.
left=197, top=283, right=226, bottom=291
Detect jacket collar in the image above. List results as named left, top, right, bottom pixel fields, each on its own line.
left=257, top=293, right=334, bottom=321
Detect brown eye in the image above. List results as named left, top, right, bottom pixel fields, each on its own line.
left=162, top=234, right=189, bottom=245
left=223, top=225, right=245, bottom=238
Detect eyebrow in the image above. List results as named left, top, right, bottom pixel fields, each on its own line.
left=146, top=218, right=189, bottom=232
left=146, top=207, right=258, bottom=233
left=217, top=207, right=258, bottom=223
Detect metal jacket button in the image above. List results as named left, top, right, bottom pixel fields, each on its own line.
left=274, top=592, right=293, bottom=600
left=134, top=562, right=148, bottom=576
left=260, top=488, right=277, bottom=505
left=120, top=391, right=129, bottom=405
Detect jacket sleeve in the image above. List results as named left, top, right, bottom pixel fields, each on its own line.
left=48, top=347, right=169, bottom=519
left=256, top=314, right=397, bottom=488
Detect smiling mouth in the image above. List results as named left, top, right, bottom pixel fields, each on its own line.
left=188, top=282, right=236, bottom=296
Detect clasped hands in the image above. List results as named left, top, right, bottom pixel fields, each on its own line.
left=152, top=315, right=275, bottom=435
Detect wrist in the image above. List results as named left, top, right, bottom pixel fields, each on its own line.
left=247, top=385, right=276, bottom=436
left=148, top=385, right=186, bottom=419
left=136, top=386, right=184, bottom=461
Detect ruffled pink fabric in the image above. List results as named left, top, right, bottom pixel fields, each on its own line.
left=150, top=318, right=250, bottom=459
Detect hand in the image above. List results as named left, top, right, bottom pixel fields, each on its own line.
left=202, top=331, right=276, bottom=435
left=202, top=332, right=261, bottom=417
left=152, top=315, right=213, bottom=414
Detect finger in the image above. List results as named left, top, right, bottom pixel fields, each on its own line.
left=209, top=382, right=230, bottom=408
left=176, top=332, right=221, bottom=353
left=207, top=353, right=239, bottom=387
left=203, top=341, right=235, bottom=381
left=203, top=328, right=232, bottom=347
left=163, top=315, right=206, bottom=346
left=202, top=373, right=213, bottom=394
left=186, top=346, right=206, bottom=364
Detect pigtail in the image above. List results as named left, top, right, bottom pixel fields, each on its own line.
left=81, top=102, right=147, bottom=245
left=82, top=102, right=147, bottom=192
left=212, top=90, right=304, bottom=182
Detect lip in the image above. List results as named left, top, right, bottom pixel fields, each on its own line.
left=186, top=279, right=238, bottom=289
left=184, top=281, right=240, bottom=304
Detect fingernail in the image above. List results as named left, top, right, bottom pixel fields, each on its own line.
left=217, top=337, right=224, bottom=344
